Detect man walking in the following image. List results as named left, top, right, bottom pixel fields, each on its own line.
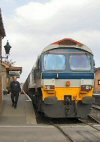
left=10, top=76, right=21, bottom=108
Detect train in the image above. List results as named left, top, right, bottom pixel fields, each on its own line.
left=23, top=38, right=95, bottom=118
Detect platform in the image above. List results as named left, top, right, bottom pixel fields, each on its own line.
left=0, top=124, right=100, bottom=142
left=0, top=94, right=37, bottom=125
left=0, top=94, right=100, bottom=142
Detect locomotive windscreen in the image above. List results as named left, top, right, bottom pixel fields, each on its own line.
left=70, top=54, right=91, bottom=71
left=43, top=49, right=92, bottom=72
left=43, top=54, right=66, bottom=71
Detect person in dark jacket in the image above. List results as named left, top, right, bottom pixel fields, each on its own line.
left=10, top=76, right=21, bottom=108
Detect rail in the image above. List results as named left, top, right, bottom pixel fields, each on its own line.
left=79, top=117, right=100, bottom=131
left=88, top=114, right=100, bottom=124
left=92, top=105, right=100, bottom=111
left=49, top=121, right=74, bottom=142
left=89, top=105, right=100, bottom=124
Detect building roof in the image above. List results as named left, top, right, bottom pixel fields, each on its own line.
left=95, top=67, right=100, bottom=72
left=8, top=66, right=22, bottom=73
left=42, top=38, right=93, bottom=54
left=1, top=61, right=22, bottom=73
left=1, top=62, right=9, bottom=68
left=0, top=8, right=6, bottom=37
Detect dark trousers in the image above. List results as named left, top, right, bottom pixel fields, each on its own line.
left=11, top=92, right=19, bottom=107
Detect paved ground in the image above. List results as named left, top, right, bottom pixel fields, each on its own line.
left=0, top=125, right=100, bottom=142
left=0, top=126, right=67, bottom=142
left=0, top=94, right=67, bottom=142
left=0, top=94, right=36, bottom=125
left=0, top=94, right=100, bottom=142
left=61, top=124, right=100, bottom=142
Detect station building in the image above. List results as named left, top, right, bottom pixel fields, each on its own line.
left=0, top=9, right=22, bottom=107
left=94, top=67, right=100, bottom=93
left=94, top=68, right=100, bottom=105
left=0, top=8, right=6, bottom=104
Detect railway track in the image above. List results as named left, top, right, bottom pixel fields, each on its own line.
left=88, top=114, right=100, bottom=124
left=35, top=112, right=100, bottom=142
left=79, top=105, right=100, bottom=131
left=79, top=117, right=100, bottom=131
left=92, top=105, right=100, bottom=112
left=89, top=105, right=100, bottom=123
left=23, top=92, right=100, bottom=141
left=33, top=104, right=100, bottom=142
left=50, top=122, right=74, bottom=142
left=79, top=106, right=100, bottom=131
left=34, top=102, right=100, bottom=141
left=50, top=116, right=100, bottom=142
left=35, top=110, right=80, bottom=142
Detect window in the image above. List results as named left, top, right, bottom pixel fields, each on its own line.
left=43, top=54, right=66, bottom=71
left=98, top=80, right=100, bottom=85
left=70, top=54, right=91, bottom=71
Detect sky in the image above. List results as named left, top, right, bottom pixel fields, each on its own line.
left=0, top=0, right=100, bottom=82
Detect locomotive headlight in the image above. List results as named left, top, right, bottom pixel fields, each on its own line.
left=86, top=86, right=89, bottom=90
left=46, top=85, right=50, bottom=90
left=44, top=85, right=55, bottom=90
left=81, top=85, right=92, bottom=92
left=86, top=85, right=92, bottom=90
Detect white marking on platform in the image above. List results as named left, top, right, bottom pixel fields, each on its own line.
left=0, top=124, right=97, bottom=128
left=26, top=99, right=31, bottom=102
left=22, top=90, right=32, bottom=101
left=0, top=125, right=53, bottom=128
left=93, top=124, right=100, bottom=126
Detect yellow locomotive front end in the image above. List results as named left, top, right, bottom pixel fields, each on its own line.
left=41, top=78, right=94, bottom=118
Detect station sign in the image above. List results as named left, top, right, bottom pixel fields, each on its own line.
left=8, top=71, right=20, bottom=77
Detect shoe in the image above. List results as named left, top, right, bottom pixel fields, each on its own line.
left=12, top=103, right=14, bottom=107
left=14, top=104, right=17, bottom=109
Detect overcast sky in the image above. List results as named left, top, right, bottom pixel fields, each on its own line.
left=0, top=0, right=100, bottom=82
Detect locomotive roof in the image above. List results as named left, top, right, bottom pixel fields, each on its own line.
left=42, top=38, right=93, bottom=54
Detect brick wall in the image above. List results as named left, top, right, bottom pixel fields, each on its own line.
left=0, top=35, right=2, bottom=104
left=0, top=9, right=5, bottom=56
left=0, top=36, right=2, bottom=56
left=94, top=70, right=100, bottom=93
left=0, top=9, right=6, bottom=108
left=0, top=74, right=2, bottom=110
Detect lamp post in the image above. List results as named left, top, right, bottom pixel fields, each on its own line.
left=4, top=40, right=11, bottom=55
left=0, top=40, right=11, bottom=61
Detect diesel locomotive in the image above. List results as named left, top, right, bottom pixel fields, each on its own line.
left=23, top=38, right=95, bottom=118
